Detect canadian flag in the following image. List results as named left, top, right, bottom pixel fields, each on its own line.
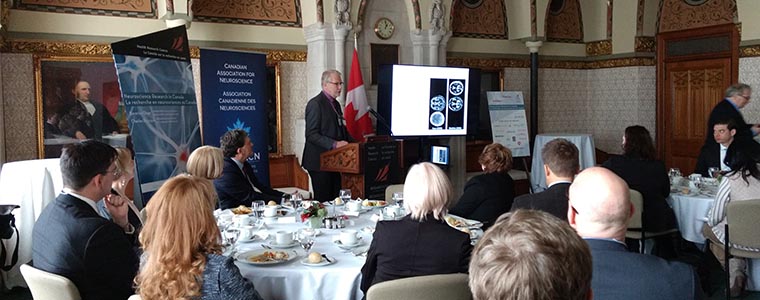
left=344, top=49, right=375, bottom=142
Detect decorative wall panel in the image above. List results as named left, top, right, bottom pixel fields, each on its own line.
left=739, top=57, right=760, bottom=128
left=2, top=53, right=37, bottom=162
left=17, top=0, right=155, bottom=18
left=658, top=0, right=735, bottom=33
left=279, top=61, right=308, bottom=156
left=545, top=0, right=583, bottom=43
left=193, top=0, right=302, bottom=27
left=451, top=0, right=508, bottom=39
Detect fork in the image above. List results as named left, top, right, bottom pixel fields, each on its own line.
left=261, top=244, right=272, bottom=249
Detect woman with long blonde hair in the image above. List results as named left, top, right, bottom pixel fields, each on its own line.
left=135, top=175, right=263, bottom=300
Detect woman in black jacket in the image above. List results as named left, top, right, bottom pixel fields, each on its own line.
left=450, top=143, right=515, bottom=230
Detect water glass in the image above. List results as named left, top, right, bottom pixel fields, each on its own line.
left=668, top=168, right=682, bottom=178
left=392, top=192, right=404, bottom=206
left=339, top=189, right=352, bottom=203
left=252, top=200, right=265, bottom=218
left=297, top=230, right=316, bottom=253
left=708, top=167, right=720, bottom=179
left=292, top=193, right=303, bottom=213
left=224, top=228, right=240, bottom=246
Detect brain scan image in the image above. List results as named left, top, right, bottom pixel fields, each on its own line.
left=448, top=96, right=463, bottom=112
left=430, top=111, right=445, bottom=127
left=430, top=95, right=446, bottom=111
left=449, top=81, right=464, bottom=96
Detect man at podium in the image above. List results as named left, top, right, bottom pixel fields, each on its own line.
left=303, top=70, right=353, bottom=202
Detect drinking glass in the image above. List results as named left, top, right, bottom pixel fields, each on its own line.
left=297, top=230, right=316, bottom=253
left=708, top=167, right=720, bottom=179
left=224, top=228, right=240, bottom=247
left=668, top=168, right=682, bottom=178
left=392, top=192, right=404, bottom=206
left=252, top=200, right=265, bottom=218
left=292, top=193, right=303, bottom=213
left=339, top=189, right=352, bottom=203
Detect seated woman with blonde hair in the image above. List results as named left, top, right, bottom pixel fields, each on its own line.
left=136, top=175, right=263, bottom=300
left=187, top=145, right=225, bottom=180
left=360, top=162, right=472, bottom=294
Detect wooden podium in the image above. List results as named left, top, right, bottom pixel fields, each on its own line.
left=319, top=136, right=403, bottom=199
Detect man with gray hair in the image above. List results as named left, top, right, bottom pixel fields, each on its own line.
left=303, top=69, right=353, bottom=202
left=706, top=83, right=759, bottom=145
left=568, top=167, right=703, bottom=300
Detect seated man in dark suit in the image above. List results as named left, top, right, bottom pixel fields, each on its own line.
left=469, top=210, right=592, bottom=300
left=32, top=140, right=139, bottom=300
left=568, top=167, right=704, bottom=300
left=214, top=129, right=285, bottom=209
left=511, top=138, right=578, bottom=221
left=694, top=119, right=736, bottom=177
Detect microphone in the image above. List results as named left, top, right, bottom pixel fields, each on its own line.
left=366, top=106, right=394, bottom=136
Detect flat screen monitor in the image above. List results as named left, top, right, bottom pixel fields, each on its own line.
left=378, top=65, right=476, bottom=137
left=430, top=145, right=449, bottom=165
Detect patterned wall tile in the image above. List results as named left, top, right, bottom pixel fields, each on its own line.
left=2, top=53, right=37, bottom=162
left=739, top=57, right=760, bottom=124
left=280, top=61, right=308, bottom=157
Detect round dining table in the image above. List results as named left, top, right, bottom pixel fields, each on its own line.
left=225, top=206, right=379, bottom=300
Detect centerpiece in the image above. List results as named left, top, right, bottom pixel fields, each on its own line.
left=300, top=202, right=327, bottom=229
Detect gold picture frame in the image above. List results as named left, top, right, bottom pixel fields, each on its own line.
left=266, top=62, right=284, bottom=157
left=34, top=55, right=126, bottom=158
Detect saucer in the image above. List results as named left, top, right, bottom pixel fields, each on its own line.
left=267, top=240, right=299, bottom=249
left=334, top=237, right=363, bottom=249
left=237, top=235, right=259, bottom=243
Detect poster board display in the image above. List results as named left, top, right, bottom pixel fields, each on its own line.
left=486, top=91, right=530, bottom=157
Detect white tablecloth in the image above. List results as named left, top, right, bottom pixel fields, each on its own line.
left=0, top=159, right=63, bottom=289
left=668, top=192, right=760, bottom=291
left=232, top=209, right=378, bottom=300
left=530, top=133, right=596, bottom=191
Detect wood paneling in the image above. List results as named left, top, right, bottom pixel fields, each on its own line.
left=268, top=154, right=309, bottom=190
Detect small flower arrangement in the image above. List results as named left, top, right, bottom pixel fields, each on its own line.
left=300, top=203, right=327, bottom=222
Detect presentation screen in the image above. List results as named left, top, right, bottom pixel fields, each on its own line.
left=389, top=65, right=470, bottom=136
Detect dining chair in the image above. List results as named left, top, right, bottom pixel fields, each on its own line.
left=720, top=199, right=760, bottom=299
left=366, top=273, right=472, bottom=300
left=384, top=184, right=404, bottom=202
left=625, top=189, right=678, bottom=253
left=19, top=263, right=81, bottom=300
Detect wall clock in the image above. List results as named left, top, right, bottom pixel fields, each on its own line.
left=374, top=17, right=395, bottom=40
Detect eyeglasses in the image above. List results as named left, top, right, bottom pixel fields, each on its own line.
left=328, top=81, right=344, bottom=86
left=571, top=205, right=580, bottom=215
left=739, top=94, right=751, bottom=101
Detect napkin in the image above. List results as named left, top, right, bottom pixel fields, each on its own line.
left=370, top=213, right=382, bottom=222
left=344, top=210, right=361, bottom=217
left=276, top=216, right=297, bottom=224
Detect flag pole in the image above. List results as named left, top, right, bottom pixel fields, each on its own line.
left=353, top=32, right=358, bottom=51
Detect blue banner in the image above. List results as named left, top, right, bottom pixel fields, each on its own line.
left=111, top=26, right=201, bottom=200
left=199, top=48, right=270, bottom=185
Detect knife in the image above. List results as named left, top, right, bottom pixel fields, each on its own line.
left=321, top=254, right=333, bottom=263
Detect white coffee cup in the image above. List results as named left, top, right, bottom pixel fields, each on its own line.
left=688, top=173, right=702, bottom=181
left=275, top=231, right=293, bottom=245
left=233, top=214, right=251, bottom=226
left=240, top=225, right=255, bottom=240
left=263, top=206, right=278, bottom=217
left=339, top=229, right=358, bottom=245
left=347, top=201, right=362, bottom=212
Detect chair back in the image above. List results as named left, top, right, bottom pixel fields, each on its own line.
left=626, top=189, right=643, bottom=230
left=366, top=273, right=472, bottom=300
left=384, top=184, right=404, bottom=202
left=726, top=199, right=760, bottom=250
left=20, top=264, right=81, bottom=300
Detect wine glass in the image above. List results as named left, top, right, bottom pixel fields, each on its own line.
left=392, top=192, right=404, bottom=206
left=708, top=167, right=720, bottom=179
left=297, top=231, right=315, bottom=253
left=668, top=168, right=682, bottom=178
left=224, top=228, right=240, bottom=248
left=339, top=189, right=352, bottom=203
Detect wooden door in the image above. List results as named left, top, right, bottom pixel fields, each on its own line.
left=663, top=59, right=731, bottom=173
left=657, top=24, right=738, bottom=174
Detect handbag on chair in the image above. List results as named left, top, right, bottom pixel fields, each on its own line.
left=0, top=204, right=20, bottom=271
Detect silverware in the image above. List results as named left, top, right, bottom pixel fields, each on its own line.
left=261, top=244, right=272, bottom=249
left=321, top=254, right=333, bottom=263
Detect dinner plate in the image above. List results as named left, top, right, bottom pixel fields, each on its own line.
left=300, top=256, right=336, bottom=267
left=445, top=214, right=483, bottom=229
left=266, top=240, right=299, bottom=249
left=361, top=200, right=388, bottom=209
left=236, top=249, right=298, bottom=266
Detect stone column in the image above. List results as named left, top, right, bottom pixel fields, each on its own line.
left=411, top=30, right=444, bottom=66
left=304, top=24, right=351, bottom=104
left=157, top=0, right=193, bottom=28
left=525, top=40, right=542, bottom=149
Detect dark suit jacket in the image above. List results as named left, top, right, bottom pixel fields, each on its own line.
left=214, top=157, right=285, bottom=209
left=586, top=239, right=703, bottom=300
left=706, top=99, right=754, bottom=145
left=449, top=172, right=514, bottom=229
left=360, top=215, right=472, bottom=294
left=602, top=155, right=676, bottom=232
left=510, top=182, right=570, bottom=221
left=32, top=194, right=138, bottom=300
left=58, top=100, right=119, bottom=139
left=302, top=92, right=351, bottom=171
left=694, top=143, right=721, bottom=177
